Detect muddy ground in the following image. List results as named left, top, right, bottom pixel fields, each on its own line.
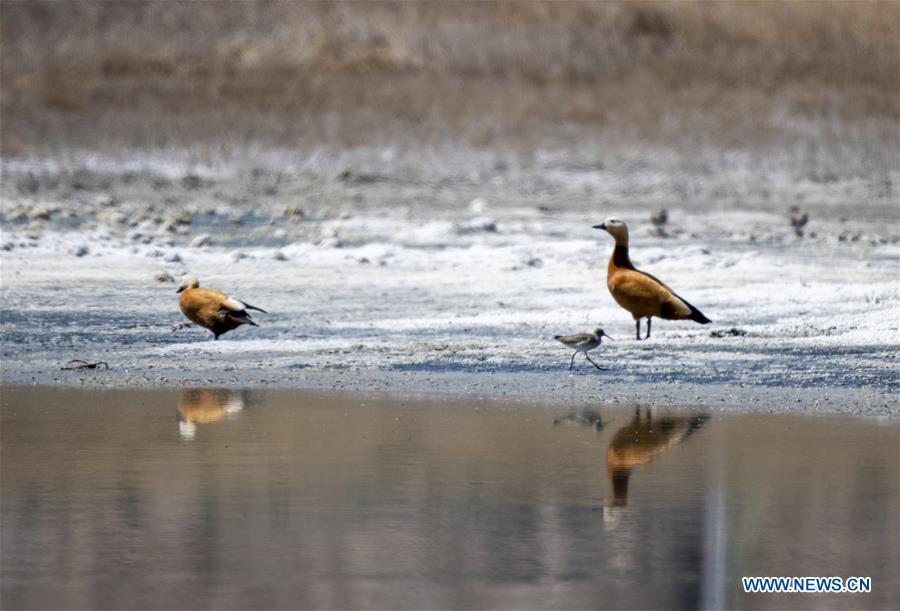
left=1, top=151, right=897, bottom=416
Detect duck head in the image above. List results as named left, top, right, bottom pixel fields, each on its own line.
left=593, top=218, right=629, bottom=246
left=177, top=275, right=200, bottom=293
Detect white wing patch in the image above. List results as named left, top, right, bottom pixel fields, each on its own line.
left=221, top=297, right=248, bottom=312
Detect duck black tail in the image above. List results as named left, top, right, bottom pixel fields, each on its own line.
left=689, top=305, right=711, bottom=324
left=222, top=309, right=259, bottom=326
left=243, top=302, right=268, bottom=313
left=670, top=291, right=711, bottom=324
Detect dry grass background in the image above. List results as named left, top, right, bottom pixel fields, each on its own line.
left=1, top=0, right=898, bottom=160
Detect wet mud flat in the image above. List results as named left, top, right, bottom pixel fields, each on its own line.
left=2, top=158, right=899, bottom=416
left=1, top=386, right=897, bottom=610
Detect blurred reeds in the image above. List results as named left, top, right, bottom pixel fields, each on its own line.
left=1, top=0, right=897, bottom=158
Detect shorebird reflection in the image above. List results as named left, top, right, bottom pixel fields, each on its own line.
left=606, top=408, right=707, bottom=508
left=553, top=407, right=605, bottom=430
left=178, top=389, right=245, bottom=439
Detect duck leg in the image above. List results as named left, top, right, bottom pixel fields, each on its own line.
left=646, top=317, right=652, bottom=339
left=585, top=354, right=608, bottom=370
left=569, top=352, right=577, bottom=370
left=635, top=319, right=641, bottom=340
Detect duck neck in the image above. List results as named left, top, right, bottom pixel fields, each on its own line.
left=610, top=243, right=634, bottom=270
left=611, top=468, right=630, bottom=505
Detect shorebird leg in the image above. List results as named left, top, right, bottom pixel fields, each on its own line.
left=585, top=354, right=608, bottom=371
left=646, top=317, right=652, bottom=339
left=635, top=319, right=641, bottom=340
left=569, top=352, right=577, bottom=370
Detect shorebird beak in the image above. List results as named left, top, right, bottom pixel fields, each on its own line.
left=603, top=332, right=614, bottom=340
left=593, top=223, right=607, bottom=231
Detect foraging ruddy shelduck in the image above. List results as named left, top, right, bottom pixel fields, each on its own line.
left=177, top=276, right=267, bottom=340
left=593, top=218, right=711, bottom=340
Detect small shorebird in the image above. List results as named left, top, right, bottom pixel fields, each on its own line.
left=789, top=206, right=809, bottom=237
left=176, top=276, right=266, bottom=340
left=554, top=328, right=612, bottom=371
left=593, top=218, right=711, bottom=340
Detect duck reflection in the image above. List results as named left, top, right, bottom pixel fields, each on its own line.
left=178, top=389, right=246, bottom=439
left=606, top=408, right=707, bottom=507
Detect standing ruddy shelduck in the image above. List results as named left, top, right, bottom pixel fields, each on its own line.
left=554, top=327, right=612, bottom=371
left=176, top=276, right=266, bottom=340
left=593, top=219, right=711, bottom=340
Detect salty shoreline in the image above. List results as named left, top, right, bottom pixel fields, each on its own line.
left=2, top=153, right=897, bottom=418
left=2, top=236, right=896, bottom=418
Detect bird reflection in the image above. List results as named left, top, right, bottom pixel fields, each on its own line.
left=553, top=407, right=605, bottom=430
left=177, top=389, right=245, bottom=439
left=606, top=408, right=707, bottom=508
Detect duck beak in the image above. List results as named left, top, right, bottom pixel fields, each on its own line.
left=593, top=222, right=607, bottom=231
left=176, top=286, right=185, bottom=294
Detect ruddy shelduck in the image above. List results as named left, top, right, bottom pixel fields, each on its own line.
left=593, top=218, right=710, bottom=340
left=176, top=276, right=266, bottom=340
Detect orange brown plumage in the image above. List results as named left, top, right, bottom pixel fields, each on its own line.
left=176, top=276, right=266, bottom=340
left=593, top=218, right=710, bottom=340
left=606, top=409, right=706, bottom=506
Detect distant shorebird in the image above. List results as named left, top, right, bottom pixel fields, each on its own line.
left=789, top=206, right=809, bottom=237
left=554, top=328, right=612, bottom=371
left=650, top=208, right=669, bottom=237
left=593, top=218, right=711, bottom=340
left=176, top=276, right=267, bottom=340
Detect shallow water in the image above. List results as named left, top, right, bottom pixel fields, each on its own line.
left=1, top=387, right=897, bottom=610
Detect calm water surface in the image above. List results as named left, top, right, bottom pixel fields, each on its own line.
left=1, top=388, right=897, bottom=610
